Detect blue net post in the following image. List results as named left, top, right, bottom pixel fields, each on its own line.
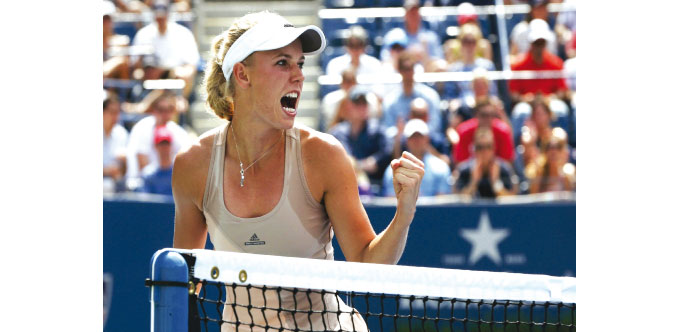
left=149, top=249, right=189, bottom=332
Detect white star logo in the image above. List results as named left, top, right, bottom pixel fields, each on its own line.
left=460, top=211, right=510, bottom=265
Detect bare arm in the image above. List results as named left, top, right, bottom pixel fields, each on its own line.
left=171, top=147, right=208, bottom=249
left=315, top=135, right=424, bottom=265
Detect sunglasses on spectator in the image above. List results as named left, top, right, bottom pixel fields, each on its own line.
left=462, top=38, right=477, bottom=45
left=399, top=65, right=415, bottom=72
left=475, top=143, right=494, bottom=151
left=351, top=97, right=368, bottom=105
left=547, top=143, right=564, bottom=150
left=347, top=42, right=365, bottom=49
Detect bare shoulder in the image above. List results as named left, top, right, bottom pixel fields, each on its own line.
left=297, top=124, right=355, bottom=199
left=297, top=124, right=349, bottom=166
left=173, top=125, right=224, bottom=204
left=175, top=126, right=221, bottom=169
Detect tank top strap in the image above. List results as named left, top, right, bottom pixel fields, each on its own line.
left=288, top=126, right=323, bottom=209
left=202, top=123, right=228, bottom=212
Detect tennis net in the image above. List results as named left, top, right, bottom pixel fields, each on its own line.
left=147, top=249, right=576, bottom=332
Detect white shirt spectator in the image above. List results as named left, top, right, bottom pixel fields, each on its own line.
left=325, top=53, right=383, bottom=77
left=104, top=123, right=129, bottom=168
left=126, top=115, right=190, bottom=179
left=131, top=21, right=200, bottom=69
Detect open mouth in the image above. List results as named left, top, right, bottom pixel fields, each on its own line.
left=280, top=92, right=299, bottom=115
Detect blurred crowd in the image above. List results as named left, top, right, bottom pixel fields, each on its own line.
left=103, top=0, right=576, bottom=200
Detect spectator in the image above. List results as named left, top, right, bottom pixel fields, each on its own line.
left=453, top=127, right=517, bottom=198
left=525, top=96, right=553, bottom=151
left=509, top=0, right=557, bottom=63
left=325, top=26, right=382, bottom=77
left=453, top=97, right=514, bottom=165
left=383, top=119, right=451, bottom=197
left=140, top=125, right=175, bottom=196
left=329, top=86, right=393, bottom=184
left=103, top=1, right=130, bottom=79
left=513, top=125, right=540, bottom=194
left=444, top=23, right=497, bottom=100
left=380, top=0, right=444, bottom=71
left=509, top=18, right=568, bottom=104
left=380, top=28, right=425, bottom=75
left=442, top=2, right=493, bottom=64
left=103, top=91, right=129, bottom=192
left=446, top=68, right=493, bottom=144
left=130, top=0, right=200, bottom=98
left=382, top=51, right=442, bottom=135
left=392, top=98, right=451, bottom=166
left=320, top=69, right=380, bottom=132
left=529, top=127, right=575, bottom=193
left=126, top=90, right=190, bottom=189
left=554, top=0, right=576, bottom=60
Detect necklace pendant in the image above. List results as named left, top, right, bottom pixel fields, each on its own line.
left=239, top=163, right=245, bottom=187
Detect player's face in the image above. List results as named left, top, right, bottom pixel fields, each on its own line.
left=246, top=39, right=305, bottom=129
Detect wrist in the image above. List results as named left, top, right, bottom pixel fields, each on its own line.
left=394, top=206, right=415, bottom=227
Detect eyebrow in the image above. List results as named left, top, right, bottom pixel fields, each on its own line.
left=273, top=53, right=306, bottom=62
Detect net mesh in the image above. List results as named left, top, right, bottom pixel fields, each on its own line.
left=175, top=250, right=576, bottom=332
left=190, top=280, right=575, bottom=332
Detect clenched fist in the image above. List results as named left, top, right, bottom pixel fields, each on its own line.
left=391, top=151, right=425, bottom=219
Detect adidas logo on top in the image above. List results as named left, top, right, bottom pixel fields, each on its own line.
left=245, top=233, right=265, bottom=246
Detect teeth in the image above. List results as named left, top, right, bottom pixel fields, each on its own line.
left=283, top=107, right=296, bottom=112
left=284, top=92, right=298, bottom=99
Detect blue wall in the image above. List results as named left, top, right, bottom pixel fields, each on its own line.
left=103, top=197, right=575, bottom=332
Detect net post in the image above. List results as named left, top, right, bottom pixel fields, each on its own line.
left=149, top=249, right=189, bottom=332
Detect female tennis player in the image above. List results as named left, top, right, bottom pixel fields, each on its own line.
left=172, top=11, right=424, bottom=331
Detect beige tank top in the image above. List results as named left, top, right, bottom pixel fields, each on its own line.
left=202, top=123, right=334, bottom=260
left=201, top=124, right=367, bottom=332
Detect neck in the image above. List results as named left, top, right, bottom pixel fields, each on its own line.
left=157, top=22, right=168, bottom=35
left=349, top=118, right=366, bottom=136
left=350, top=54, right=360, bottom=66
left=104, top=122, right=114, bottom=136
left=531, top=51, right=544, bottom=65
left=229, top=115, right=285, bottom=166
left=159, top=155, right=173, bottom=169
left=402, top=81, right=414, bottom=95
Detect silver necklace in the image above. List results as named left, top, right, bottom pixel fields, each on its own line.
left=229, top=123, right=283, bottom=187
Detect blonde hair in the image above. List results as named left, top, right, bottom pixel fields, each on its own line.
left=202, top=11, right=282, bottom=120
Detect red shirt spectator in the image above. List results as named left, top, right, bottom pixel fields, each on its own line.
left=454, top=118, right=515, bottom=164
left=509, top=19, right=568, bottom=101
left=509, top=49, right=567, bottom=96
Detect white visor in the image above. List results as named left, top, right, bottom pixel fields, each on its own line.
left=221, top=17, right=326, bottom=82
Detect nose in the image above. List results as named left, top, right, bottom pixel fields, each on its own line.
left=291, top=64, right=305, bottom=83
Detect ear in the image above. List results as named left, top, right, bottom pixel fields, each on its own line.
left=232, top=62, right=251, bottom=89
